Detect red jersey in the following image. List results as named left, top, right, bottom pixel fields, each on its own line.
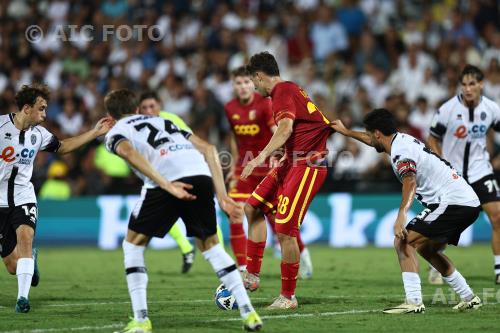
left=224, top=93, right=275, bottom=176
left=271, top=81, right=333, bottom=162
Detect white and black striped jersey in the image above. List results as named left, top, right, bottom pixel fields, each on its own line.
left=105, top=115, right=211, bottom=188
left=0, top=113, right=60, bottom=207
left=429, top=95, right=500, bottom=183
left=390, top=132, right=479, bottom=207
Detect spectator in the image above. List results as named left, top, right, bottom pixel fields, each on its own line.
left=310, top=4, right=348, bottom=62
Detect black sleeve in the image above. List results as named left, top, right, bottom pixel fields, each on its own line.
left=41, top=135, right=61, bottom=153
left=429, top=123, right=447, bottom=138
left=107, top=134, right=127, bottom=154
left=492, top=121, right=500, bottom=132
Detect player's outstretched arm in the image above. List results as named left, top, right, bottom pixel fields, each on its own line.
left=241, top=118, right=293, bottom=179
left=330, top=119, right=372, bottom=147
left=427, top=135, right=443, bottom=156
left=115, top=140, right=196, bottom=201
left=188, top=134, right=239, bottom=216
left=58, top=117, right=114, bottom=154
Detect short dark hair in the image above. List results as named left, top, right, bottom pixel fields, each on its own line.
left=460, top=64, right=484, bottom=82
left=363, top=108, right=397, bottom=135
left=105, top=89, right=138, bottom=119
left=247, top=52, right=280, bottom=76
left=14, top=84, right=50, bottom=110
left=139, top=91, right=160, bottom=103
left=231, top=66, right=250, bottom=79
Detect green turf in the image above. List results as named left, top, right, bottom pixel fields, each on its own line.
left=0, top=245, right=498, bottom=332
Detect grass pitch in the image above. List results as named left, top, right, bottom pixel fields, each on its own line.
left=0, top=244, right=498, bottom=332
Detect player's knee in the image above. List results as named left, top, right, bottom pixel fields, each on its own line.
left=16, top=226, right=34, bottom=245
left=276, top=232, right=293, bottom=243
left=489, top=210, right=500, bottom=229
left=197, top=234, right=219, bottom=252
left=244, top=203, right=260, bottom=222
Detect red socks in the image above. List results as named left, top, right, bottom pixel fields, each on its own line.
left=230, top=223, right=247, bottom=267
left=281, top=261, right=300, bottom=299
left=246, top=240, right=266, bottom=274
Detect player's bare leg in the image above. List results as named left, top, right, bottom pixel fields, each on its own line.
left=9, top=225, right=35, bottom=313
left=482, top=201, right=500, bottom=283
left=229, top=202, right=248, bottom=271
left=267, top=232, right=300, bottom=310
left=243, top=203, right=267, bottom=291
left=115, top=230, right=152, bottom=333
left=266, top=212, right=312, bottom=279
left=383, top=236, right=425, bottom=314
left=412, top=232, right=482, bottom=311
left=198, top=234, right=262, bottom=331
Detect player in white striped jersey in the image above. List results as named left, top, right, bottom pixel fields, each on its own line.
left=332, top=109, right=482, bottom=314
left=428, top=65, right=500, bottom=284
left=103, top=89, right=262, bottom=333
left=0, top=84, right=113, bottom=313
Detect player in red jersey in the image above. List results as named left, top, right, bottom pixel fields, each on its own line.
left=242, top=52, right=333, bottom=309
left=224, top=67, right=314, bottom=278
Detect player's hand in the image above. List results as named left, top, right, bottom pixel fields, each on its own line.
left=394, top=214, right=408, bottom=239
left=241, top=155, right=266, bottom=179
left=269, top=150, right=285, bottom=168
left=330, top=119, right=348, bottom=135
left=219, top=196, right=241, bottom=219
left=93, top=117, right=115, bottom=136
left=167, top=181, right=197, bottom=201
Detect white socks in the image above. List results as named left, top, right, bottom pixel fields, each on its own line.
left=402, top=272, right=422, bottom=305
left=494, top=255, right=500, bottom=275
left=17, top=258, right=34, bottom=299
left=203, top=244, right=254, bottom=318
left=123, top=240, right=148, bottom=322
left=443, top=270, right=474, bottom=302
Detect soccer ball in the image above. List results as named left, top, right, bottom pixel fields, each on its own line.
left=214, top=284, right=238, bottom=310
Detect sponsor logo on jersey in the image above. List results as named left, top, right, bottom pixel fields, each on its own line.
left=18, top=148, right=35, bottom=164
left=232, top=114, right=240, bottom=120
left=0, top=146, right=35, bottom=164
left=453, top=124, right=487, bottom=139
left=249, top=110, right=256, bottom=120
left=168, top=144, right=195, bottom=152
left=0, top=146, right=15, bottom=162
left=234, top=124, right=260, bottom=136
left=4, top=133, right=11, bottom=140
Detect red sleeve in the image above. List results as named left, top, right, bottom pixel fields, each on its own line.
left=273, top=85, right=296, bottom=122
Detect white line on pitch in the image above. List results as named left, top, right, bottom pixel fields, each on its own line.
left=0, top=323, right=123, bottom=333
left=205, top=309, right=379, bottom=322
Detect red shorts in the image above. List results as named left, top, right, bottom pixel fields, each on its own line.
left=247, top=162, right=327, bottom=237
left=229, top=173, right=267, bottom=203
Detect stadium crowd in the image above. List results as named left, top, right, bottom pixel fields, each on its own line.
left=0, top=0, right=499, bottom=196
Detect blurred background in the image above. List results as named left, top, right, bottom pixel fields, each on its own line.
left=0, top=0, right=499, bottom=198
